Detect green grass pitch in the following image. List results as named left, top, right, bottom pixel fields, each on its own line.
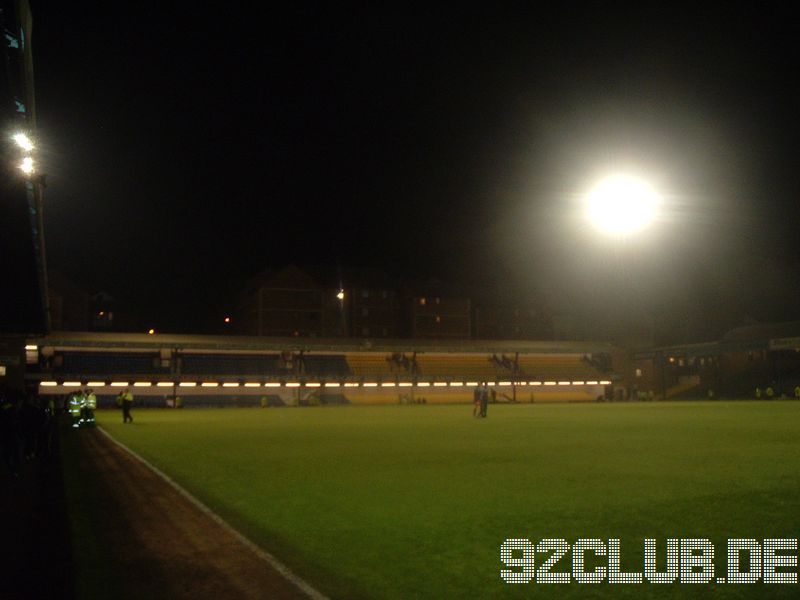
left=95, top=401, right=800, bottom=598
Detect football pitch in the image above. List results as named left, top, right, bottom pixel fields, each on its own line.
left=95, top=401, right=800, bottom=598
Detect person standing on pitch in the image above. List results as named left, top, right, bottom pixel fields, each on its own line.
left=480, top=382, right=489, bottom=418
left=473, top=384, right=482, bottom=417
left=120, top=387, right=134, bottom=423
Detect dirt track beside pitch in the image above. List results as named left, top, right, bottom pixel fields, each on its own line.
left=68, top=428, right=316, bottom=600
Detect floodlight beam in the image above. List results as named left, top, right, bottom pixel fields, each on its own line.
left=586, top=174, right=660, bottom=235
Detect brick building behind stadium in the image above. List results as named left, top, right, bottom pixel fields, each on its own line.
left=236, top=265, right=548, bottom=341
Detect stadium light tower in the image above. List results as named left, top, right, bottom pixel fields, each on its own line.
left=19, top=155, right=34, bottom=174
left=13, top=132, right=34, bottom=152
left=585, top=174, right=660, bottom=235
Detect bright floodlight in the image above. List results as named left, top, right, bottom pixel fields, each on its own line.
left=336, top=290, right=345, bottom=300
left=586, top=174, right=659, bottom=234
left=12, top=132, right=34, bottom=151
left=19, top=156, right=34, bottom=174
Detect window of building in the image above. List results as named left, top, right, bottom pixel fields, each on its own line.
left=435, top=315, right=441, bottom=323
left=25, top=345, right=38, bottom=365
left=419, top=298, right=426, bottom=306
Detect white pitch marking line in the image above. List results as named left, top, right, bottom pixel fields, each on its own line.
left=96, top=427, right=328, bottom=600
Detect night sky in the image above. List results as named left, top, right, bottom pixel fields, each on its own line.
left=29, top=3, right=800, bottom=339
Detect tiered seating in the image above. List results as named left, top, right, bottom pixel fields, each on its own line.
left=180, top=354, right=281, bottom=376
left=516, top=354, right=601, bottom=380
left=303, top=355, right=351, bottom=377
left=346, top=354, right=396, bottom=378
left=415, top=354, right=504, bottom=379
left=58, top=352, right=168, bottom=376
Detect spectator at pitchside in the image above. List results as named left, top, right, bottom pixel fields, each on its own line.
left=120, top=387, right=134, bottom=423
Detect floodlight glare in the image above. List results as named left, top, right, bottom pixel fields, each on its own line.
left=586, top=174, right=659, bottom=234
left=19, top=156, right=34, bottom=174
left=12, top=132, right=34, bottom=151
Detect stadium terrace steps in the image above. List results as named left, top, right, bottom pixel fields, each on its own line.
left=57, top=352, right=169, bottom=376
left=302, top=355, right=351, bottom=377
left=180, top=353, right=282, bottom=376
left=40, top=349, right=609, bottom=405
left=346, top=354, right=398, bottom=378
left=412, top=353, right=604, bottom=381
left=180, top=353, right=351, bottom=378
left=414, top=354, right=505, bottom=379
left=665, top=376, right=701, bottom=399
left=515, top=354, right=601, bottom=380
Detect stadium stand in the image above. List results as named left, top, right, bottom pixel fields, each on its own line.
left=180, top=353, right=281, bottom=376
left=346, top=354, right=396, bottom=378
left=31, top=333, right=615, bottom=404
left=302, top=355, right=351, bottom=377
left=516, top=354, right=601, bottom=380
left=57, top=352, right=169, bottom=376
left=414, top=354, right=505, bottom=379
left=664, top=376, right=702, bottom=399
